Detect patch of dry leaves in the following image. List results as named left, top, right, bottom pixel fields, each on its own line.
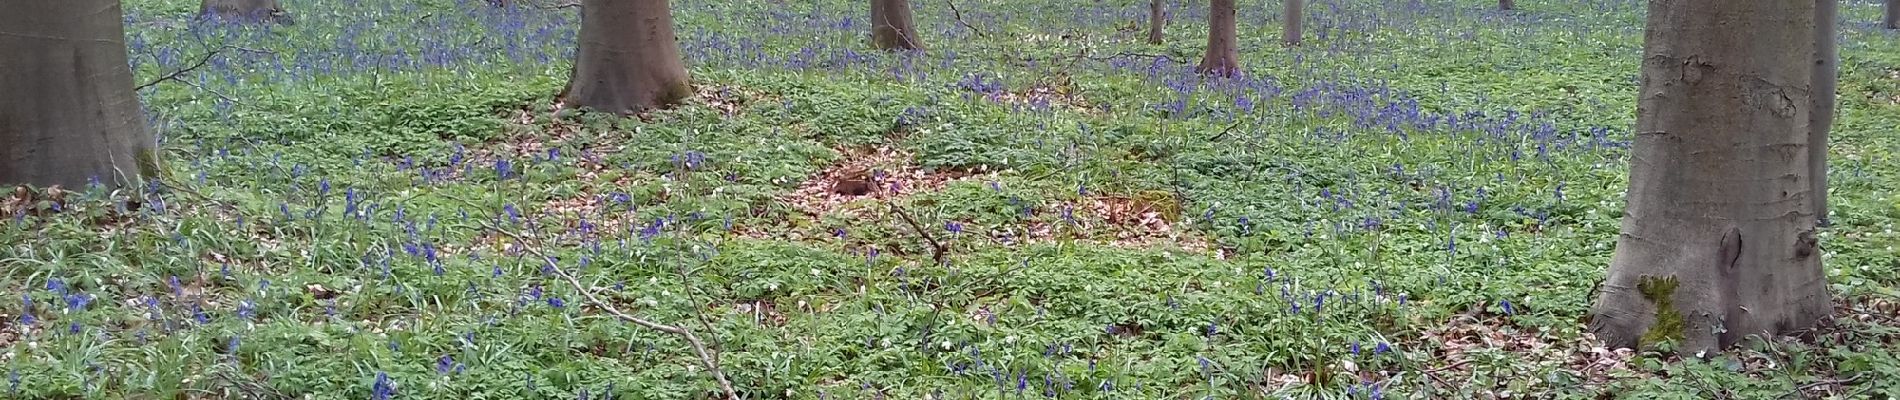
left=774, top=145, right=980, bottom=220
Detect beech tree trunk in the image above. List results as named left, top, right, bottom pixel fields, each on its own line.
left=1147, top=0, right=1166, bottom=45
left=1589, top=0, right=1827, bottom=353
left=1887, top=0, right=1899, bottom=29
left=1283, top=0, right=1303, bottom=47
left=1499, top=0, right=1514, bottom=10
left=1, top=0, right=159, bottom=189
left=559, top=0, right=693, bottom=114
left=1812, top=0, right=1836, bottom=224
left=200, top=0, right=293, bottom=24
left=870, top=0, right=921, bottom=51
left=1196, top=0, right=1240, bottom=76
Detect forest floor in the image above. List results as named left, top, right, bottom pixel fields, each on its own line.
left=4, top=0, right=1899, bottom=398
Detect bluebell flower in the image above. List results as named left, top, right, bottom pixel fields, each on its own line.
left=69, top=321, right=82, bottom=334
left=548, top=297, right=565, bottom=309
left=236, top=300, right=255, bottom=320
left=436, top=355, right=454, bottom=374
left=945, top=221, right=962, bottom=234
left=371, top=372, right=394, bottom=400
left=64, top=293, right=91, bottom=310
left=1501, top=299, right=1516, bottom=316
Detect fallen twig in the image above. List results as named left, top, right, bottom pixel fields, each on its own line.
left=1780, top=372, right=1864, bottom=400
left=886, top=200, right=947, bottom=265
left=1206, top=120, right=1245, bottom=142
left=1420, top=359, right=1475, bottom=374
left=943, top=0, right=990, bottom=39
left=474, top=213, right=740, bottom=400
left=1083, top=51, right=1189, bottom=65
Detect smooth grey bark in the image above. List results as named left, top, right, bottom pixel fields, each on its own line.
left=559, top=0, right=693, bottom=114
left=1283, top=0, right=1303, bottom=47
left=871, top=0, right=921, bottom=51
left=1147, top=0, right=1166, bottom=45
left=1589, top=0, right=1828, bottom=353
left=200, top=0, right=293, bottom=24
left=1196, top=0, right=1240, bottom=76
left=1887, top=0, right=1899, bottom=29
left=1812, top=0, right=1836, bottom=224
left=1499, top=0, right=1514, bottom=10
left=1, top=0, right=159, bottom=189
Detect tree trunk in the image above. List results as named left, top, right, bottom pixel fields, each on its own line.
left=1499, top=0, right=1514, bottom=11
left=559, top=0, right=693, bottom=115
left=1, top=0, right=159, bottom=189
left=1283, top=0, right=1303, bottom=47
left=1812, top=0, right=1836, bottom=224
left=1589, top=0, right=1827, bottom=353
left=1887, top=0, right=1899, bottom=29
left=1197, top=0, right=1240, bottom=76
left=199, top=0, right=293, bottom=24
left=871, top=0, right=922, bottom=51
left=1147, top=0, right=1166, bottom=45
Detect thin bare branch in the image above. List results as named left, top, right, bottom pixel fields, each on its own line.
left=886, top=200, right=947, bottom=265
left=942, top=0, right=989, bottom=39
left=469, top=209, right=740, bottom=400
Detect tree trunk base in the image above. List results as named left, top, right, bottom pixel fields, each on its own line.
left=560, top=0, right=692, bottom=115
left=871, top=0, right=923, bottom=51
left=1591, top=0, right=1830, bottom=355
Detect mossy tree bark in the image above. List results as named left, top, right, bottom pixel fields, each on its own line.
left=1589, top=0, right=1829, bottom=354
left=1, top=0, right=159, bottom=189
left=871, top=0, right=922, bottom=51
left=1196, top=0, right=1240, bottom=76
left=559, top=0, right=693, bottom=114
left=200, top=0, right=293, bottom=24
